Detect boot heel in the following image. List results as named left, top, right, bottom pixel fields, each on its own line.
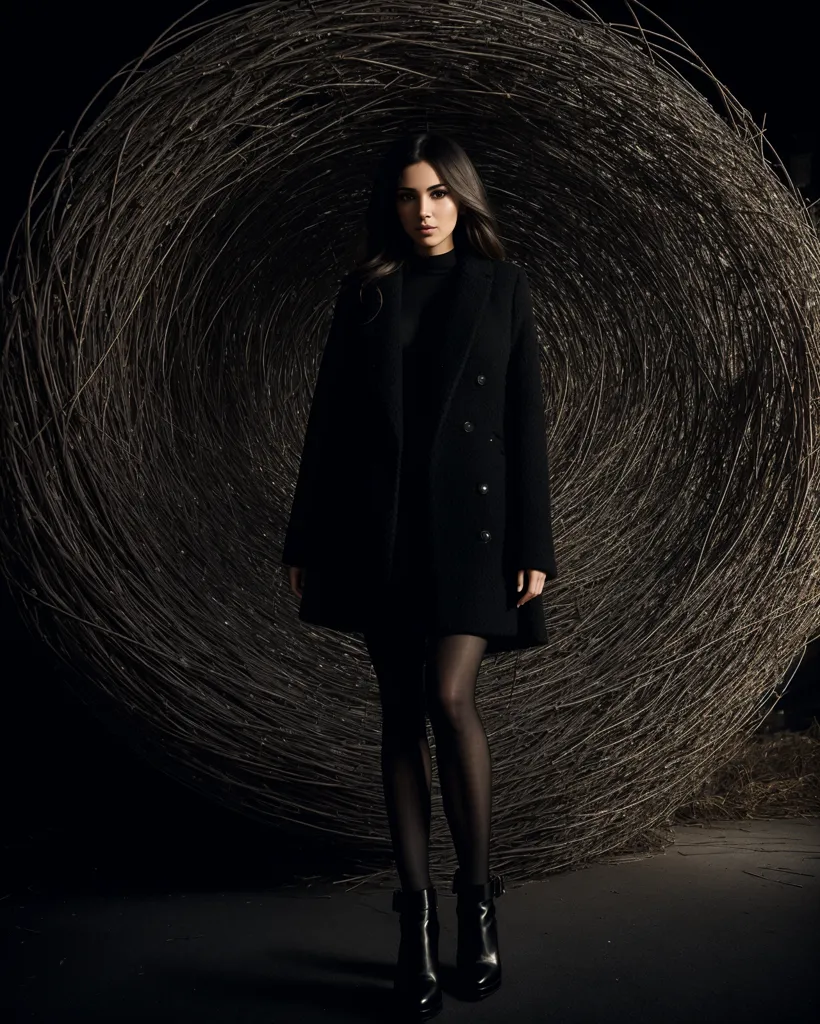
left=392, top=885, right=444, bottom=1020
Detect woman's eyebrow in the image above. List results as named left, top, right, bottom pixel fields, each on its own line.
left=396, top=183, right=446, bottom=192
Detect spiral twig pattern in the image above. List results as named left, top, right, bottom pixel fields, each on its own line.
left=2, top=0, right=819, bottom=887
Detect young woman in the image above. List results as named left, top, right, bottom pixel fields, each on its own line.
left=281, top=133, right=557, bottom=1018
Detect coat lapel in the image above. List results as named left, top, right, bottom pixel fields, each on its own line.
left=359, top=248, right=495, bottom=462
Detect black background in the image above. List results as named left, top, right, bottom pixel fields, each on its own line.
left=2, top=2, right=818, bottom=901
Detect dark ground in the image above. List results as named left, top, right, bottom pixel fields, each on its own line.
left=3, top=818, right=818, bottom=1023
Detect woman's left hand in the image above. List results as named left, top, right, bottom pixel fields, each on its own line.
left=516, top=569, right=546, bottom=607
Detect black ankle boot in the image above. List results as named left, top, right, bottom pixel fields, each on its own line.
left=391, top=885, right=443, bottom=1019
left=452, top=867, right=506, bottom=1000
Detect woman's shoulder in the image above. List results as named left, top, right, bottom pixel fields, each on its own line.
left=494, top=259, right=528, bottom=290
left=337, top=257, right=526, bottom=285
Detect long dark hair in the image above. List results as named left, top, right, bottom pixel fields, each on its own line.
left=350, top=133, right=505, bottom=308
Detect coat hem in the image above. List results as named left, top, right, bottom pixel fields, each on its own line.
left=295, top=607, right=549, bottom=656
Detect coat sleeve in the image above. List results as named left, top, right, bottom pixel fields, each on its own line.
left=281, top=275, right=353, bottom=568
left=504, top=266, right=558, bottom=580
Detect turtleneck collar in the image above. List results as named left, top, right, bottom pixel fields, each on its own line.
left=407, top=246, right=458, bottom=274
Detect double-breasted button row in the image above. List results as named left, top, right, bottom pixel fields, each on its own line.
left=463, top=374, right=488, bottom=433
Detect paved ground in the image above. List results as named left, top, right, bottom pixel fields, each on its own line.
left=4, top=818, right=818, bottom=1023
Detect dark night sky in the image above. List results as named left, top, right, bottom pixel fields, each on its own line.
left=1, top=1, right=817, bottom=898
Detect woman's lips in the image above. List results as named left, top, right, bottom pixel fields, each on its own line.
left=418, top=226, right=435, bottom=232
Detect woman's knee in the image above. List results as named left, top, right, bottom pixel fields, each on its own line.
left=426, top=686, right=477, bottom=732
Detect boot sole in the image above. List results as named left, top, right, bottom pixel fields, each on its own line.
left=394, top=991, right=444, bottom=1019
left=458, top=973, right=502, bottom=1001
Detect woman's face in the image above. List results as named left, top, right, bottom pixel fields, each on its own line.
left=395, top=160, right=460, bottom=255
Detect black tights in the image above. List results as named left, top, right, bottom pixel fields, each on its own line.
left=364, top=626, right=491, bottom=893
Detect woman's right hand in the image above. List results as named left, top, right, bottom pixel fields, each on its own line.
left=288, top=565, right=306, bottom=598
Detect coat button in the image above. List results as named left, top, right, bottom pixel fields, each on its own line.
left=479, top=529, right=492, bottom=543
left=463, top=420, right=474, bottom=432
left=476, top=482, right=489, bottom=494
left=476, top=374, right=486, bottom=385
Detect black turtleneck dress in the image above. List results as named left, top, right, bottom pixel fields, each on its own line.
left=377, top=246, right=460, bottom=631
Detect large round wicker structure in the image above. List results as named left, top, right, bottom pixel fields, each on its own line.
left=2, top=0, right=819, bottom=887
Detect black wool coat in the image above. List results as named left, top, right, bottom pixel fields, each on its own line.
left=281, top=247, right=558, bottom=654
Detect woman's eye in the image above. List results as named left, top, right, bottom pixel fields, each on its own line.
left=398, top=190, right=449, bottom=201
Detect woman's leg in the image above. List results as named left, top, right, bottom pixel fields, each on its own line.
left=364, top=623, right=432, bottom=892
left=424, top=634, right=491, bottom=885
